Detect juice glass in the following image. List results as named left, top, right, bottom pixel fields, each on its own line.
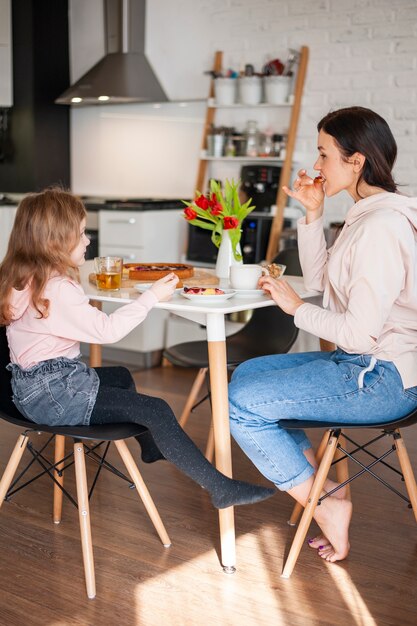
left=94, top=256, right=123, bottom=291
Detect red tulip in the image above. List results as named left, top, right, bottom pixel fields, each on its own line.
left=210, top=202, right=223, bottom=216
left=184, top=207, right=197, bottom=220
left=223, top=216, right=239, bottom=230
left=194, top=195, right=209, bottom=210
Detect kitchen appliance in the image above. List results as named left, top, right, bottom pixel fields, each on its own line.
left=186, top=214, right=276, bottom=265
left=56, top=0, right=167, bottom=105
left=240, top=164, right=281, bottom=213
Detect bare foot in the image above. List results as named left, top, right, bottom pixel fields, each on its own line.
left=307, top=479, right=347, bottom=549
left=312, top=496, right=352, bottom=562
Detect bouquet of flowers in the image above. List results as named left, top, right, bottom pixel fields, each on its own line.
left=182, top=179, right=256, bottom=261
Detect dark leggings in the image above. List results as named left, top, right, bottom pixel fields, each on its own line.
left=89, top=367, right=274, bottom=509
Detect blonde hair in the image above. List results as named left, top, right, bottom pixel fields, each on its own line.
left=0, top=188, right=87, bottom=324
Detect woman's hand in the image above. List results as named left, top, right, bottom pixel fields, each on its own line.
left=258, top=276, right=304, bottom=316
left=282, top=169, right=325, bottom=222
left=150, top=273, right=179, bottom=301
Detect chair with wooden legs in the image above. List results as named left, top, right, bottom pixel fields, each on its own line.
left=163, top=247, right=302, bottom=461
left=0, top=328, right=171, bottom=600
left=280, top=412, right=417, bottom=578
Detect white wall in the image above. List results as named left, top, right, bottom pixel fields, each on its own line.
left=70, top=0, right=417, bottom=222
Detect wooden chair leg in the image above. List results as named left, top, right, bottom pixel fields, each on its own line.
left=0, top=434, right=29, bottom=507
left=179, top=367, right=208, bottom=427
left=394, top=429, right=417, bottom=523
left=288, top=430, right=330, bottom=526
left=115, top=440, right=171, bottom=547
left=334, top=431, right=351, bottom=500
left=205, top=421, right=215, bottom=463
left=281, top=431, right=339, bottom=579
left=73, top=442, right=96, bottom=600
left=53, top=435, right=66, bottom=524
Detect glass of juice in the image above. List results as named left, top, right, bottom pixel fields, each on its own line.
left=94, top=256, right=123, bottom=291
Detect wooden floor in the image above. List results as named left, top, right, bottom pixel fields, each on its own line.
left=0, top=363, right=417, bottom=626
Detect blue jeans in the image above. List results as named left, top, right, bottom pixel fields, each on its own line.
left=7, top=357, right=100, bottom=427
left=229, top=350, right=417, bottom=491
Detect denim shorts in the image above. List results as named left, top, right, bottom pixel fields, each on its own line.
left=7, top=357, right=100, bottom=427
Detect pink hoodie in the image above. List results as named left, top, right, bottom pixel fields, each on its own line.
left=295, top=192, right=417, bottom=388
left=6, top=276, right=158, bottom=369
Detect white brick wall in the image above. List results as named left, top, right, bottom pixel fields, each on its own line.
left=71, top=0, right=417, bottom=223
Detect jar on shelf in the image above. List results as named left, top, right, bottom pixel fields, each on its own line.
left=207, top=132, right=226, bottom=157
left=225, top=134, right=236, bottom=157
left=263, top=75, right=291, bottom=104
left=214, top=77, right=237, bottom=105
left=245, top=120, right=259, bottom=157
left=238, top=76, right=262, bottom=105
left=272, top=133, right=286, bottom=158
left=258, top=132, right=273, bottom=157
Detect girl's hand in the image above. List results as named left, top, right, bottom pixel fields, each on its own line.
left=258, top=276, right=304, bottom=316
left=150, top=273, right=179, bottom=301
left=282, top=169, right=325, bottom=221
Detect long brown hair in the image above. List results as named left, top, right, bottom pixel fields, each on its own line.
left=0, top=188, right=87, bottom=324
left=317, top=106, right=398, bottom=197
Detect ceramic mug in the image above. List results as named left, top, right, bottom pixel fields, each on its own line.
left=230, top=264, right=268, bottom=290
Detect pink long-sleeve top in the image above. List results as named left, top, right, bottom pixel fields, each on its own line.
left=294, top=192, right=417, bottom=389
left=6, top=276, right=158, bottom=369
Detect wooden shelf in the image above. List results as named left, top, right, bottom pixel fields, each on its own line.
left=200, top=152, right=284, bottom=163
left=195, top=47, right=309, bottom=260
left=207, top=98, right=293, bottom=109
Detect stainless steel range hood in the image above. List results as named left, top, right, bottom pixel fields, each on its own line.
left=56, top=0, right=168, bottom=105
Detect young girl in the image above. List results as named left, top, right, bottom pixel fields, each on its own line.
left=0, top=188, right=274, bottom=509
left=228, top=106, right=417, bottom=561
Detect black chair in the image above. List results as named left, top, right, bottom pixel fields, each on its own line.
left=163, top=248, right=302, bottom=459
left=0, top=327, right=171, bottom=599
left=280, top=413, right=417, bottom=578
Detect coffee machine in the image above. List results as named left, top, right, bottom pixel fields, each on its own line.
left=240, top=164, right=281, bottom=213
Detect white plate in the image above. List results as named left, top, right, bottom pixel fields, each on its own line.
left=134, top=283, right=182, bottom=293
left=180, top=289, right=236, bottom=303
left=233, top=289, right=268, bottom=298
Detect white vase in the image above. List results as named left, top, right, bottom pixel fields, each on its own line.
left=215, top=230, right=242, bottom=286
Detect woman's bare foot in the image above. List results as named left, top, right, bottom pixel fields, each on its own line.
left=307, top=479, right=347, bottom=549
left=312, top=496, right=352, bottom=562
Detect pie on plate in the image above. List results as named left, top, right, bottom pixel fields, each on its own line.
left=124, top=263, right=194, bottom=282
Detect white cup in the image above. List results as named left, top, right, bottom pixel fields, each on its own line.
left=230, top=264, right=268, bottom=290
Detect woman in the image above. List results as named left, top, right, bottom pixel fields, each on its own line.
left=228, top=106, right=417, bottom=562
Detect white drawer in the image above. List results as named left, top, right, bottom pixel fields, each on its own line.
left=99, top=245, right=144, bottom=261
left=99, top=211, right=146, bottom=247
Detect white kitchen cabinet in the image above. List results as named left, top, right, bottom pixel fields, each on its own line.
left=0, top=0, right=12, bottom=107
left=0, top=205, right=17, bottom=260
left=98, top=208, right=188, bottom=360
left=99, top=209, right=187, bottom=262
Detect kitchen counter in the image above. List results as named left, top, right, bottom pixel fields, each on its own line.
left=0, top=194, right=190, bottom=212
left=83, top=198, right=188, bottom=212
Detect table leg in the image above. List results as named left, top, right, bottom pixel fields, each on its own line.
left=206, top=313, right=236, bottom=573
left=89, top=300, right=102, bottom=367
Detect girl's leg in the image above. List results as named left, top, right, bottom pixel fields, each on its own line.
left=229, top=351, right=417, bottom=561
left=94, top=366, right=164, bottom=463
left=89, top=385, right=275, bottom=509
